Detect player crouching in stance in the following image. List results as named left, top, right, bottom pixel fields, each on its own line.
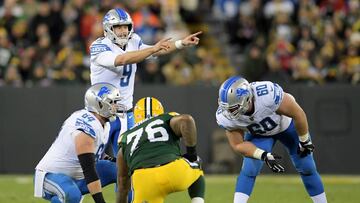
left=216, top=76, right=327, bottom=203
left=34, top=83, right=123, bottom=203
left=116, top=97, right=205, bottom=203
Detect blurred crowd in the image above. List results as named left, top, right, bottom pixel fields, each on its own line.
left=214, top=0, right=360, bottom=85
left=0, top=0, right=359, bottom=88
left=0, top=0, right=234, bottom=87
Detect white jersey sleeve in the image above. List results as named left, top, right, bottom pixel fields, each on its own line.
left=35, top=110, right=110, bottom=179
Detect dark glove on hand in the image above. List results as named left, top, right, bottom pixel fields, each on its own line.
left=261, top=152, right=285, bottom=173
left=297, top=138, right=315, bottom=158
left=182, top=146, right=202, bottom=169
left=103, top=154, right=116, bottom=162
left=183, top=146, right=197, bottom=162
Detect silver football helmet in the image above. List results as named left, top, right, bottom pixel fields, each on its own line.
left=84, top=83, right=123, bottom=121
left=103, top=8, right=133, bottom=47
left=218, top=76, right=253, bottom=120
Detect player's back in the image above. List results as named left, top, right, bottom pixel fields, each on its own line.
left=119, top=113, right=181, bottom=175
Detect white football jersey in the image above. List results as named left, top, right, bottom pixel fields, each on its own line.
left=216, top=81, right=292, bottom=136
left=89, top=33, right=152, bottom=109
left=35, top=109, right=109, bottom=179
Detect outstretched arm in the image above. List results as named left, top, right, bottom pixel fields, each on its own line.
left=75, top=132, right=106, bottom=203
left=114, top=38, right=171, bottom=66
left=153, top=31, right=202, bottom=56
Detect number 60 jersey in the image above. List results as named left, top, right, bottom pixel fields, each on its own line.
left=216, top=81, right=292, bottom=136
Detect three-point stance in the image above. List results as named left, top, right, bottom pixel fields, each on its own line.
left=116, top=97, right=205, bottom=203
left=216, top=76, right=327, bottom=203
left=34, top=83, right=122, bottom=203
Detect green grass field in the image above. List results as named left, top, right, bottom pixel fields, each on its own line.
left=0, top=174, right=359, bottom=203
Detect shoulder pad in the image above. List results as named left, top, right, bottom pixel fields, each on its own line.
left=168, top=112, right=180, bottom=116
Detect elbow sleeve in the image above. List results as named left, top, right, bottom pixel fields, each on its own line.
left=78, top=153, right=99, bottom=185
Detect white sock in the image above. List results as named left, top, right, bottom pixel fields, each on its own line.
left=311, top=192, right=327, bottom=203
left=192, top=197, right=204, bottom=203
left=234, top=192, right=249, bottom=203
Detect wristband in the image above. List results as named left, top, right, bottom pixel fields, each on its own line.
left=175, top=40, right=184, bottom=49
left=253, top=148, right=265, bottom=160
left=186, top=146, right=197, bottom=155
left=299, top=132, right=310, bottom=142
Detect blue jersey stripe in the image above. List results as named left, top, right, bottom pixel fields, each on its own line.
left=90, top=44, right=111, bottom=56
left=220, top=76, right=241, bottom=103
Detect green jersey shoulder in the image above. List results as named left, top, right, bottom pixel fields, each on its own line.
left=119, top=113, right=181, bottom=175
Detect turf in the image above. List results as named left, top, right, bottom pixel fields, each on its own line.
left=0, top=174, right=359, bottom=203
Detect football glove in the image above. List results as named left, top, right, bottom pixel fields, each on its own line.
left=261, top=152, right=285, bottom=173
left=183, top=155, right=202, bottom=169
left=183, top=146, right=202, bottom=169
left=297, top=138, right=315, bottom=158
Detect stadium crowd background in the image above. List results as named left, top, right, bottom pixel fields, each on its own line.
left=0, top=0, right=359, bottom=88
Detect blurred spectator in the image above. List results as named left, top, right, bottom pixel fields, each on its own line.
left=132, top=4, right=162, bottom=44
left=4, top=62, right=22, bottom=87
left=138, top=59, right=166, bottom=84
left=242, top=44, right=266, bottom=82
left=162, top=53, right=193, bottom=86
left=28, top=0, right=64, bottom=45
left=0, top=27, right=12, bottom=80
left=0, top=1, right=358, bottom=87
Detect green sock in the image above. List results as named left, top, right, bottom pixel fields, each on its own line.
left=188, top=175, right=205, bottom=198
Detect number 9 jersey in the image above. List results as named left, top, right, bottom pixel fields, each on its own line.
left=216, top=81, right=292, bottom=136
left=89, top=33, right=152, bottom=110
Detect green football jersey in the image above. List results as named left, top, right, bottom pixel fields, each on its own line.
left=119, top=113, right=181, bottom=175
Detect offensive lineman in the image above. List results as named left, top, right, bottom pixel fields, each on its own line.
left=116, top=97, right=205, bottom=203
left=89, top=8, right=202, bottom=155
left=216, top=76, right=327, bottom=203
left=34, top=83, right=122, bottom=203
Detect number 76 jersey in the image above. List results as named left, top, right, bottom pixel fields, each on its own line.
left=118, top=113, right=181, bottom=175
left=216, top=81, right=292, bottom=136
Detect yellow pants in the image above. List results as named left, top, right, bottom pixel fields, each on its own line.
left=130, top=158, right=204, bottom=203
